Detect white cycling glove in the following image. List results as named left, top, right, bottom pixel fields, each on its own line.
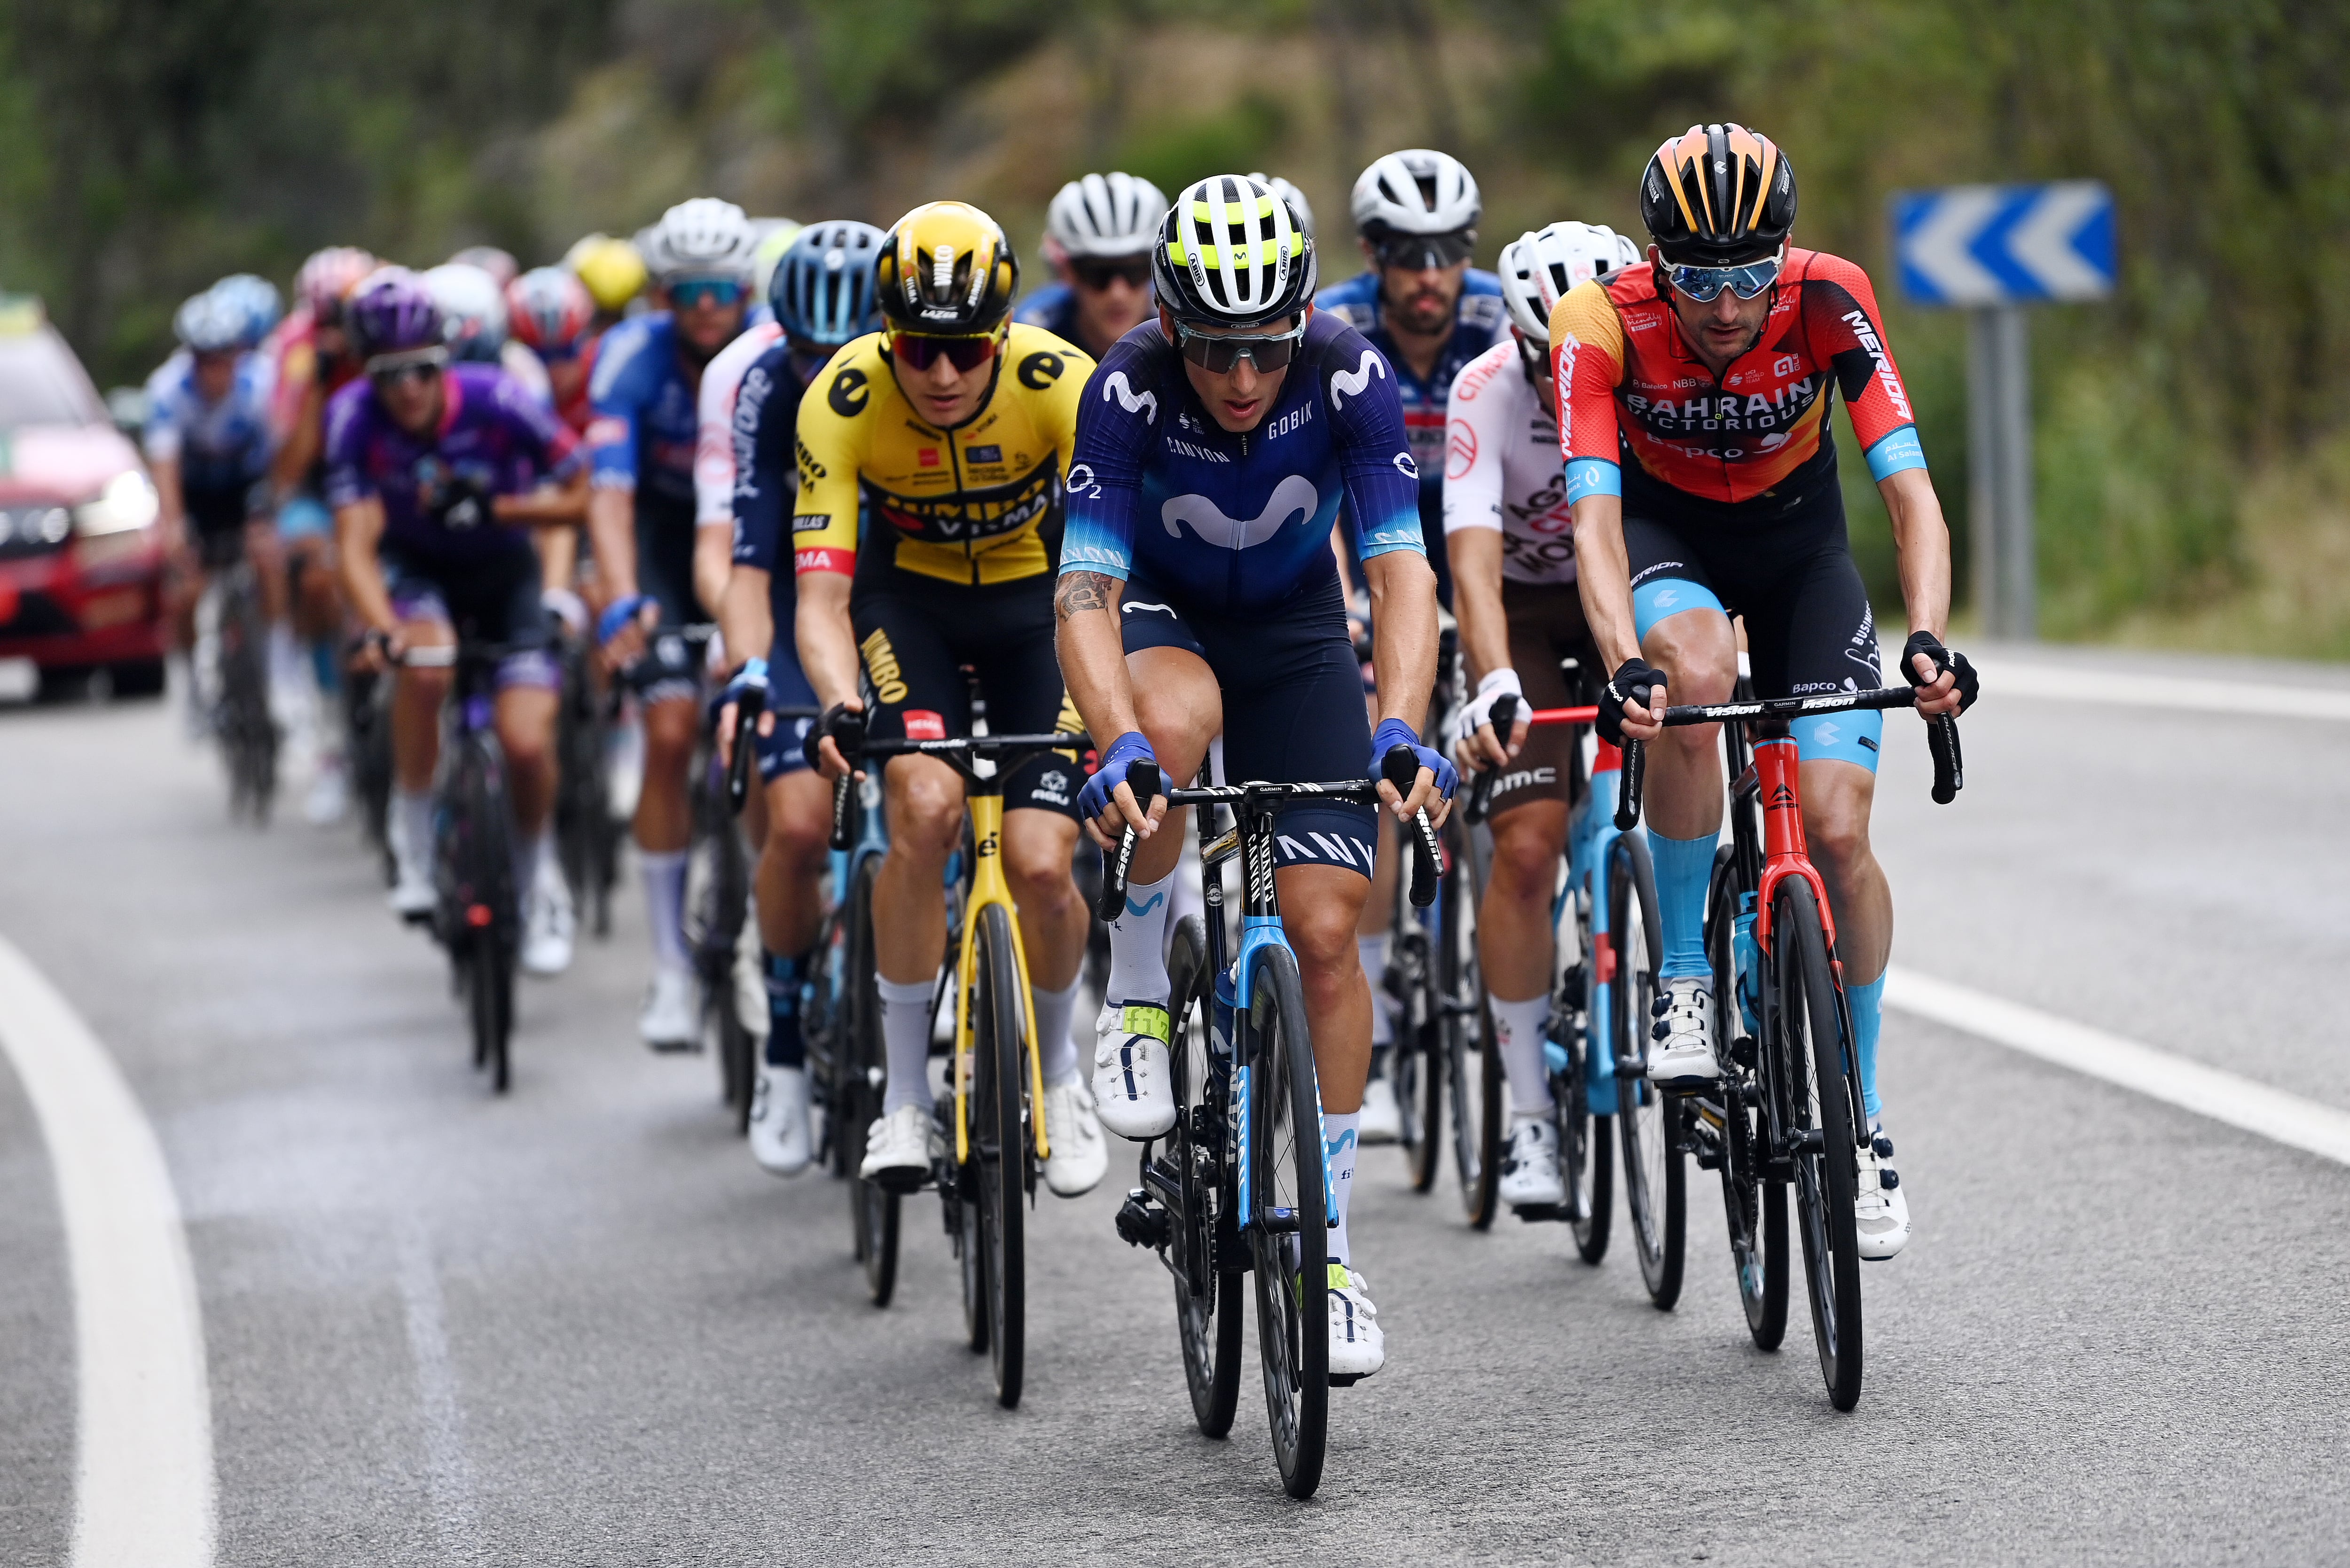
left=1451, top=667, right=1525, bottom=756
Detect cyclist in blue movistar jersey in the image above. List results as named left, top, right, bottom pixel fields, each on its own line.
left=704, top=220, right=885, bottom=1175
left=1014, top=172, right=1167, bottom=361
left=586, top=197, right=760, bottom=1049
left=1056, top=175, right=1455, bottom=1382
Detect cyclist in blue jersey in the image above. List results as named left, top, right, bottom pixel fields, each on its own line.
left=705, top=220, right=885, bottom=1175
left=586, top=197, right=760, bottom=1049
left=1014, top=172, right=1167, bottom=361
left=1055, top=175, right=1456, bottom=1381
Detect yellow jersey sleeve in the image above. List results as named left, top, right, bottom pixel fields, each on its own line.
left=1001, top=325, right=1092, bottom=480
left=791, top=335, right=884, bottom=579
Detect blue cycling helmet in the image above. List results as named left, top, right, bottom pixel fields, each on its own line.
left=173, top=290, right=248, bottom=354
left=211, top=274, right=284, bottom=348
left=768, top=221, right=885, bottom=350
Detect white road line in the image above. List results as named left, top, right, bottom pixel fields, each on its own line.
left=1976, top=658, right=2350, bottom=723
left=1886, top=967, right=2350, bottom=1168
left=0, top=936, right=214, bottom=1568
left=395, top=1213, right=480, bottom=1555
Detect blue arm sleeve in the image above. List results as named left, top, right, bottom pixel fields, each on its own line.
left=1325, top=340, right=1425, bottom=562
left=1058, top=354, right=1159, bottom=583
left=586, top=320, right=650, bottom=487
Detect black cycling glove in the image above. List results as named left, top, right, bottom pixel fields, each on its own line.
left=803, top=701, right=865, bottom=773
left=1901, top=631, right=1979, bottom=713
left=1597, top=658, right=1664, bottom=748
left=431, top=472, right=492, bottom=531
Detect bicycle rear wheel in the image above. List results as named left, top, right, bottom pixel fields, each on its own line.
left=457, top=739, right=517, bottom=1093
left=1247, top=944, right=1329, bottom=1500
left=971, top=903, right=1029, bottom=1408
left=1167, top=916, right=1243, bottom=1438
left=843, top=857, right=898, bottom=1305
left=1708, top=855, right=1787, bottom=1349
left=1611, top=834, right=1683, bottom=1308
left=1774, top=877, right=1864, bottom=1409
left=1557, top=887, right=1614, bottom=1261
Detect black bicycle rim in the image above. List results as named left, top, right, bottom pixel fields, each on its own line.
left=974, top=904, right=1027, bottom=1408
left=1565, top=894, right=1612, bottom=1262
left=1248, top=945, right=1329, bottom=1500
left=1167, top=917, right=1243, bottom=1438
left=1775, top=878, right=1863, bottom=1409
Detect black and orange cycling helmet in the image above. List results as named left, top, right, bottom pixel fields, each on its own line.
left=874, top=202, right=1019, bottom=336
left=1639, top=124, right=1797, bottom=267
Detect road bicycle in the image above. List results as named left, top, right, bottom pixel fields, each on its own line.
left=194, top=549, right=279, bottom=824
left=820, top=717, right=1087, bottom=1409
left=1461, top=687, right=1678, bottom=1302
left=1110, top=746, right=1441, bottom=1499
left=399, top=639, right=526, bottom=1093
left=552, top=628, right=624, bottom=939
left=1618, top=676, right=1961, bottom=1409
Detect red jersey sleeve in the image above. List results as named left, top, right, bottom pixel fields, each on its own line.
left=1795, top=253, right=1926, bottom=480
left=1548, top=280, right=1628, bottom=502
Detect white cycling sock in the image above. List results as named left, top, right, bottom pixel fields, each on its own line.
left=1324, top=1110, right=1361, bottom=1267
left=1106, top=868, right=1175, bottom=1005
left=1358, top=935, right=1393, bottom=1049
left=393, top=790, right=434, bottom=878
left=878, top=972, right=939, bottom=1114
left=639, top=850, right=689, bottom=971
left=511, top=827, right=544, bottom=909
left=1491, top=993, right=1555, bottom=1116
left=1033, top=977, right=1082, bottom=1087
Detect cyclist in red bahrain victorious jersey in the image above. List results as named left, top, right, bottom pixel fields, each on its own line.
left=1554, top=124, right=1974, bottom=1263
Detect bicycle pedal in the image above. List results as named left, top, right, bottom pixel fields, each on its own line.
left=871, top=1165, right=928, bottom=1196
left=645, top=1037, right=699, bottom=1055
left=1510, top=1203, right=1566, bottom=1223
left=1327, top=1373, right=1363, bottom=1388
left=1114, top=1190, right=1170, bottom=1250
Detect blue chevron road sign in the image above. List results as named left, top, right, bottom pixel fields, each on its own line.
left=1890, top=182, right=2116, bottom=307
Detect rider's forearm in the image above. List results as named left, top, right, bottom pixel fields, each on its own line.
left=794, top=571, right=862, bottom=709
left=267, top=383, right=323, bottom=495
left=1881, top=467, right=1952, bottom=643
left=333, top=503, right=397, bottom=633
left=690, top=521, right=734, bottom=622
left=585, top=486, right=639, bottom=600
left=719, top=563, right=775, bottom=675
left=151, top=457, right=186, bottom=548
left=493, top=472, right=588, bottom=528
left=1052, top=571, right=1137, bottom=742
left=1363, top=550, right=1439, bottom=731
left=1447, top=529, right=1512, bottom=685
left=535, top=522, right=576, bottom=592
left=1570, top=494, right=1643, bottom=670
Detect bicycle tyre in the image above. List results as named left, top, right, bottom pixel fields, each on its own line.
left=1708, top=855, right=1787, bottom=1350
left=1774, top=877, right=1864, bottom=1409
left=844, top=856, right=898, bottom=1306
left=1390, top=913, right=1442, bottom=1194
left=1443, top=869, right=1501, bottom=1228
left=459, top=737, right=517, bottom=1093
left=1611, top=834, right=1683, bottom=1309
left=1557, top=886, right=1614, bottom=1262
left=1167, top=915, right=1243, bottom=1438
left=972, top=903, right=1028, bottom=1408
left=1247, top=943, right=1329, bottom=1500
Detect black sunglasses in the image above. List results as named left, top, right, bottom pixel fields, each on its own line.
left=1072, top=255, right=1153, bottom=291
left=1372, top=231, right=1476, bottom=270
left=1175, top=319, right=1306, bottom=374
left=890, top=331, right=998, bottom=372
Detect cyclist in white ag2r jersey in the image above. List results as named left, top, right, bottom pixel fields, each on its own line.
left=1444, top=220, right=1644, bottom=1213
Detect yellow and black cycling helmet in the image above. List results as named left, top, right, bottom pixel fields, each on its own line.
left=1639, top=123, right=1797, bottom=267
left=875, top=202, right=1019, bottom=335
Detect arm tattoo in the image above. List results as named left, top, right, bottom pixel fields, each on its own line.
left=1054, top=570, right=1116, bottom=622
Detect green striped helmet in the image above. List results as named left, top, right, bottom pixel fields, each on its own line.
left=1153, top=174, right=1317, bottom=330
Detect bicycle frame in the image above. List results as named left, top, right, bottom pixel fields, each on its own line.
left=950, top=785, right=1050, bottom=1168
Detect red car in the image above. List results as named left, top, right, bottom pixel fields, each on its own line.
left=0, top=298, right=168, bottom=698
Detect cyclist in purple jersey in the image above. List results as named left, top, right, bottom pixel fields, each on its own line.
left=329, top=275, right=587, bottom=970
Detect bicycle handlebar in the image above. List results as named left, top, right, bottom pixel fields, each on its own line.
left=1096, top=761, right=1161, bottom=923
left=822, top=724, right=1093, bottom=853
left=1381, top=744, right=1441, bottom=909
left=1461, top=692, right=1520, bottom=827
left=1613, top=685, right=1963, bottom=830
left=724, top=683, right=765, bottom=815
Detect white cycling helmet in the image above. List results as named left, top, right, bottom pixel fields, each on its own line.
left=639, top=197, right=760, bottom=284
left=421, top=262, right=509, bottom=363
left=1498, top=221, right=1644, bottom=339
left=1047, top=172, right=1169, bottom=260
left=1351, top=149, right=1480, bottom=237
left=1152, top=174, right=1316, bottom=329
left=1249, top=173, right=1315, bottom=239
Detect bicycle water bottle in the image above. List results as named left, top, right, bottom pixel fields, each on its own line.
left=1731, top=891, right=1762, bottom=1036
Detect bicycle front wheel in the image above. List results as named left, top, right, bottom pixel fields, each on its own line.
left=1774, top=877, right=1863, bottom=1409
left=1611, top=834, right=1683, bottom=1308
left=971, top=903, right=1029, bottom=1408
left=1166, top=916, right=1243, bottom=1437
left=1248, top=944, right=1329, bottom=1500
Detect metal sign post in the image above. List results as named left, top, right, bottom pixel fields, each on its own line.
left=1892, top=181, right=2116, bottom=641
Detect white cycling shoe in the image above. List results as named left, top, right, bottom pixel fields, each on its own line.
left=1855, top=1122, right=1911, bottom=1260
left=859, top=1102, right=941, bottom=1187
left=1358, top=1076, right=1402, bottom=1145
left=1040, top=1081, right=1108, bottom=1197
left=1498, top=1116, right=1567, bottom=1209
left=1091, top=1000, right=1177, bottom=1140
left=1327, top=1263, right=1386, bottom=1380
left=303, top=756, right=349, bottom=827
left=639, top=964, right=698, bottom=1051
left=520, top=874, right=575, bottom=977
left=747, top=1063, right=813, bottom=1177
left=1645, top=977, right=1721, bottom=1087
left=387, top=852, right=435, bottom=924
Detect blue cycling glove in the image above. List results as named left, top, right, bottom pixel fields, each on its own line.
left=714, top=656, right=768, bottom=723
left=1079, top=730, right=1161, bottom=823
left=595, top=593, right=651, bottom=647
left=1371, top=717, right=1458, bottom=803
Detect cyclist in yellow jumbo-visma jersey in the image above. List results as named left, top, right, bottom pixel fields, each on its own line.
left=793, top=200, right=1108, bottom=1200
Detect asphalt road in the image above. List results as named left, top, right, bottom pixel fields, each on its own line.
left=1, top=652, right=2346, bottom=1566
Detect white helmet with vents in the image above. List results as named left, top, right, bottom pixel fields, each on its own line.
left=1152, top=174, right=1317, bottom=329
left=1350, top=149, right=1480, bottom=237
left=1249, top=173, right=1316, bottom=239
left=1498, top=221, right=1643, bottom=339
left=1046, top=172, right=1169, bottom=260
left=638, top=197, right=760, bottom=284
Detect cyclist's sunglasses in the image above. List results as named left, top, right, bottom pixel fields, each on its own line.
left=1175, top=318, right=1307, bottom=374
left=890, top=331, right=999, bottom=373
left=1666, top=249, right=1785, bottom=303
left=667, top=276, right=746, bottom=310
left=1372, top=231, right=1476, bottom=270
left=366, top=347, right=448, bottom=386
left=1072, top=255, right=1153, bottom=291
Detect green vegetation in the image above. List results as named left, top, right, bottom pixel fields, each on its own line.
left=2, top=0, right=2342, bottom=653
